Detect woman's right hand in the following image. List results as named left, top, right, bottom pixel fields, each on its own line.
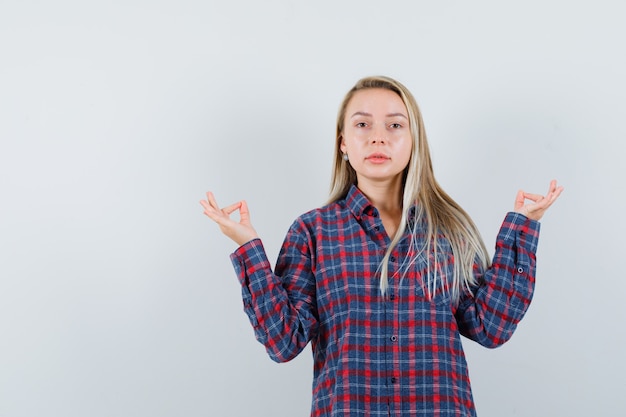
left=200, top=192, right=259, bottom=246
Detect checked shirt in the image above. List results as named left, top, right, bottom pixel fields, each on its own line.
left=230, top=185, right=540, bottom=416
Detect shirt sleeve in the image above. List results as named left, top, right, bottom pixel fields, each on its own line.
left=455, top=212, right=540, bottom=348
left=229, top=220, right=318, bottom=363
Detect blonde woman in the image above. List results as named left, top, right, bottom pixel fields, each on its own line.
left=201, top=76, right=563, bottom=417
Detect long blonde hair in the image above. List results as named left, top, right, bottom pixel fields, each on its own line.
left=329, top=76, right=490, bottom=300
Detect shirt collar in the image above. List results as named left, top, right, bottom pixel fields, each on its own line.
left=344, top=184, right=376, bottom=220
left=344, top=184, right=420, bottom=224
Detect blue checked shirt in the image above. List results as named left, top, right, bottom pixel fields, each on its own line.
left=230, top=185, right=540, bottom=416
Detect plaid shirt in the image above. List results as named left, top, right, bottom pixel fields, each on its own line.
left=230, top=185, right=540, bottom=416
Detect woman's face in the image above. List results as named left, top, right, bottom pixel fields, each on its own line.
left=340, top=88, right=413, bottom=187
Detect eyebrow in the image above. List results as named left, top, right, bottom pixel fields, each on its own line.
left=350, top=111, right=408, bottom=119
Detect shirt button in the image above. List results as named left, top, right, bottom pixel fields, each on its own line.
left=390, top=256, right=396, bottom=262
left=517, top=267, right=524, bottom=273
left=390, top=335, right=397, bottom=342
left=391, top=377, right=398, bottom=384
left=389, top=294, right=396, bottom=300
left=375, top=226, right=380, bottom=231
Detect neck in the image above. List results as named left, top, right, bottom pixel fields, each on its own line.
left=357, top=176, right=403, bottom=211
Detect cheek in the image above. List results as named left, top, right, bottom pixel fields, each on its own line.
left=344, top=126, right=369, bottom=140
left=342, top=133, right=365, bottom=150
left=400, top=140, right=413, bottom=164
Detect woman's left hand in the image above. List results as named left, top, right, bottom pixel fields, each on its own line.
left=514, top=179, right=564, bottom=221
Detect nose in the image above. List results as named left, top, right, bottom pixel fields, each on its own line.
left=370, top=125, right=386, bottom=144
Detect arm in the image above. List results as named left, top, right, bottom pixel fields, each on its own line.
left=455, top=180, right=563, bottom=347
left=456, top=212, right=539, bottom=348
left=199, top=192, right=317, bottom=362
left=230, top=222, right=318, bottom=363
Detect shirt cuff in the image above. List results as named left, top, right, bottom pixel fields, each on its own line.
left=499, top=212, right=541, bottom=253
left=230, top=238, right=274, bottom=289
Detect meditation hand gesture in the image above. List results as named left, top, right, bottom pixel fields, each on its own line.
left=514, top=180, right=564, bottom=221
left=200, top=192, right=259, bottom=246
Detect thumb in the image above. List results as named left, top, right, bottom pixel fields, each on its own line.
left=514, top=190, right=525, bottom=211
left=239, top=200, right=252, bottom=224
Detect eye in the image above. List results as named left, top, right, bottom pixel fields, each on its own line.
left=389, top=123, right=402, bottom=129
left=355, top=122, right=368, bottom=128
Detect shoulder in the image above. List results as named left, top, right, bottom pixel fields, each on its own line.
left=296, top=185, right=364, bottom=225
left=294, top=199, right=348, bottom=228
left=285, top=199, right=352, bottom=240
left=279, top=200, right=349, bottom=253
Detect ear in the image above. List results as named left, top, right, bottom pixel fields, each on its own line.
left=339, top=135, right=346, bottom=153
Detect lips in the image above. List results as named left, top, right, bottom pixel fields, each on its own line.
left=365, top=153, right=390, bottom=163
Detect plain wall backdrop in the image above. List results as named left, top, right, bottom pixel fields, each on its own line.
left=1, top=1, right=624, bottom=416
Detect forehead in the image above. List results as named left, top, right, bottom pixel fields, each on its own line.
left=346, top=88, right=408, bottom=116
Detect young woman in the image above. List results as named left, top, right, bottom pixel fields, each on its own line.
left=201, top=76, right=563, bottom=417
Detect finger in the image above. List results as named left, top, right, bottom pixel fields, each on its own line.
left=200, top=197, right=221, bottom=214
left=547, top=184, right=564, bottom=197
left=514, top=190, right=525, bottom=211
left=545, top=181, right=565, bottom=201
left=239, top=200, right=251, bottom=223
left=522, top=192, right=545, bottom=203
left=547, top=179, right=558, bottom=193
left=552, top=186, right=564, bottom=199
left=531, top=191, right=561, bottom=213
left=221, top=202, right=242, bottom=216
left=201, top=203, right=221, bottom=221
left=538, top=185, right=564, bottom=207
left=201, top=192, right=231, bottom=220
left=540, top=188, right=563, bottom=209
left=202, top=199, right=222, bottom=214
left=206, top=191, right=221, bottom=210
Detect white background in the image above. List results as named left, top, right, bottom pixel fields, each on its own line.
left=1, top=1, right=624, bottom=416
